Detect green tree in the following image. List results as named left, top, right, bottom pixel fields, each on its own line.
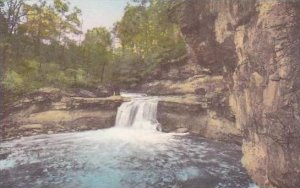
left=83, top=27, right=113, bottom=83
left=21, top=1, right=58, bottom=57
left=0, top=0, right=187, bottom=109
left=114, top=0, right=185, bottom=59
left=112, top=0, right=186, bottom=86
left=53, top=0, right=81, bottom=42
left=0, top=1, right=8, bottom=79
left=0, top=0, right=26, bottom=77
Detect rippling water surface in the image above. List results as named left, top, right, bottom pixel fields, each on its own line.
left=0, top=128, right=253, bottom=188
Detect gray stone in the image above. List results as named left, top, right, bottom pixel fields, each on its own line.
left=174, top=128, right=189, bottom=133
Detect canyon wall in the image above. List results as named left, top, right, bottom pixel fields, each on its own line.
left=173, top=0, right=300, bottom=187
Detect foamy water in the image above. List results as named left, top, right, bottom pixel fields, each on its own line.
left=0, top=128, right=253, bottom=188
left=115, top=93, right=161, bottom=131
left=0, top=93, right=254, bottom=187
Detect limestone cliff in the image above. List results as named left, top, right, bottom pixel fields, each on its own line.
left=172, top=0, right=300, bottom=187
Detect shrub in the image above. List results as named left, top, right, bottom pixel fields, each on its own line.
left=1, top=70, right=24, bottom=92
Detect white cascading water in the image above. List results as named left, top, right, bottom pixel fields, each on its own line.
left=0, top=92, right=254, bottom=187
left=115, top=93, right=161, bottom=131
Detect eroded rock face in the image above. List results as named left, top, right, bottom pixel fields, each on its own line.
left=0, top=88, right=123, bottom=140
left=234, top=2, right=300, bottom=188
left=174, top=0, right=300, bottom=187
left=157, top=95, right=241, bottom=144
left=145, top=71, right=242, bottom=144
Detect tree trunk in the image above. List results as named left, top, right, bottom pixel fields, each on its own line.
left=100, top=62, right=107, bottom=83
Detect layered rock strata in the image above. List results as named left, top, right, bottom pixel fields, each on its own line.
left=172, top=0, right=300, bottom=187
left=0, top=88, right=123, bottom=140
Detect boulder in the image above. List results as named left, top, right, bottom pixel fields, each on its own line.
left=33, top=87, right=63, bottom=101
left=77, top=89, right=97, bottom=98
left=95, top=85, right=119, bottom=97
left=174, top=128, right=189, bottom=133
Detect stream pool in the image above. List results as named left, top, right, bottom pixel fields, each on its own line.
left=0, top=128, right=253, bottom=188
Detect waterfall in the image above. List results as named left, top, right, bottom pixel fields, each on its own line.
left=115, top=93, right=161, bottom=131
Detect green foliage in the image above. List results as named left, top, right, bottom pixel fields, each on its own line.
left=111, top=49, right=145, bottom=86
left=2, top=70, right=24, bottom=92
left=65, top=68, right=86, bottom=85
left=2, top=60, right=43, bottom=93
left=54, top=0, right=69, bottom=13
left=19, top=59, right=39, bottom=74
left=0, top=0, right=187, bottom=106
left=21, top=3, right=59, bottom=42
left=112, top=0, right=186, bottom=86
left=84, top=27, right=112, bottom=47
left=114, top=0, right=185, bottom=56
left=82, top=27, right=113, bottom=83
